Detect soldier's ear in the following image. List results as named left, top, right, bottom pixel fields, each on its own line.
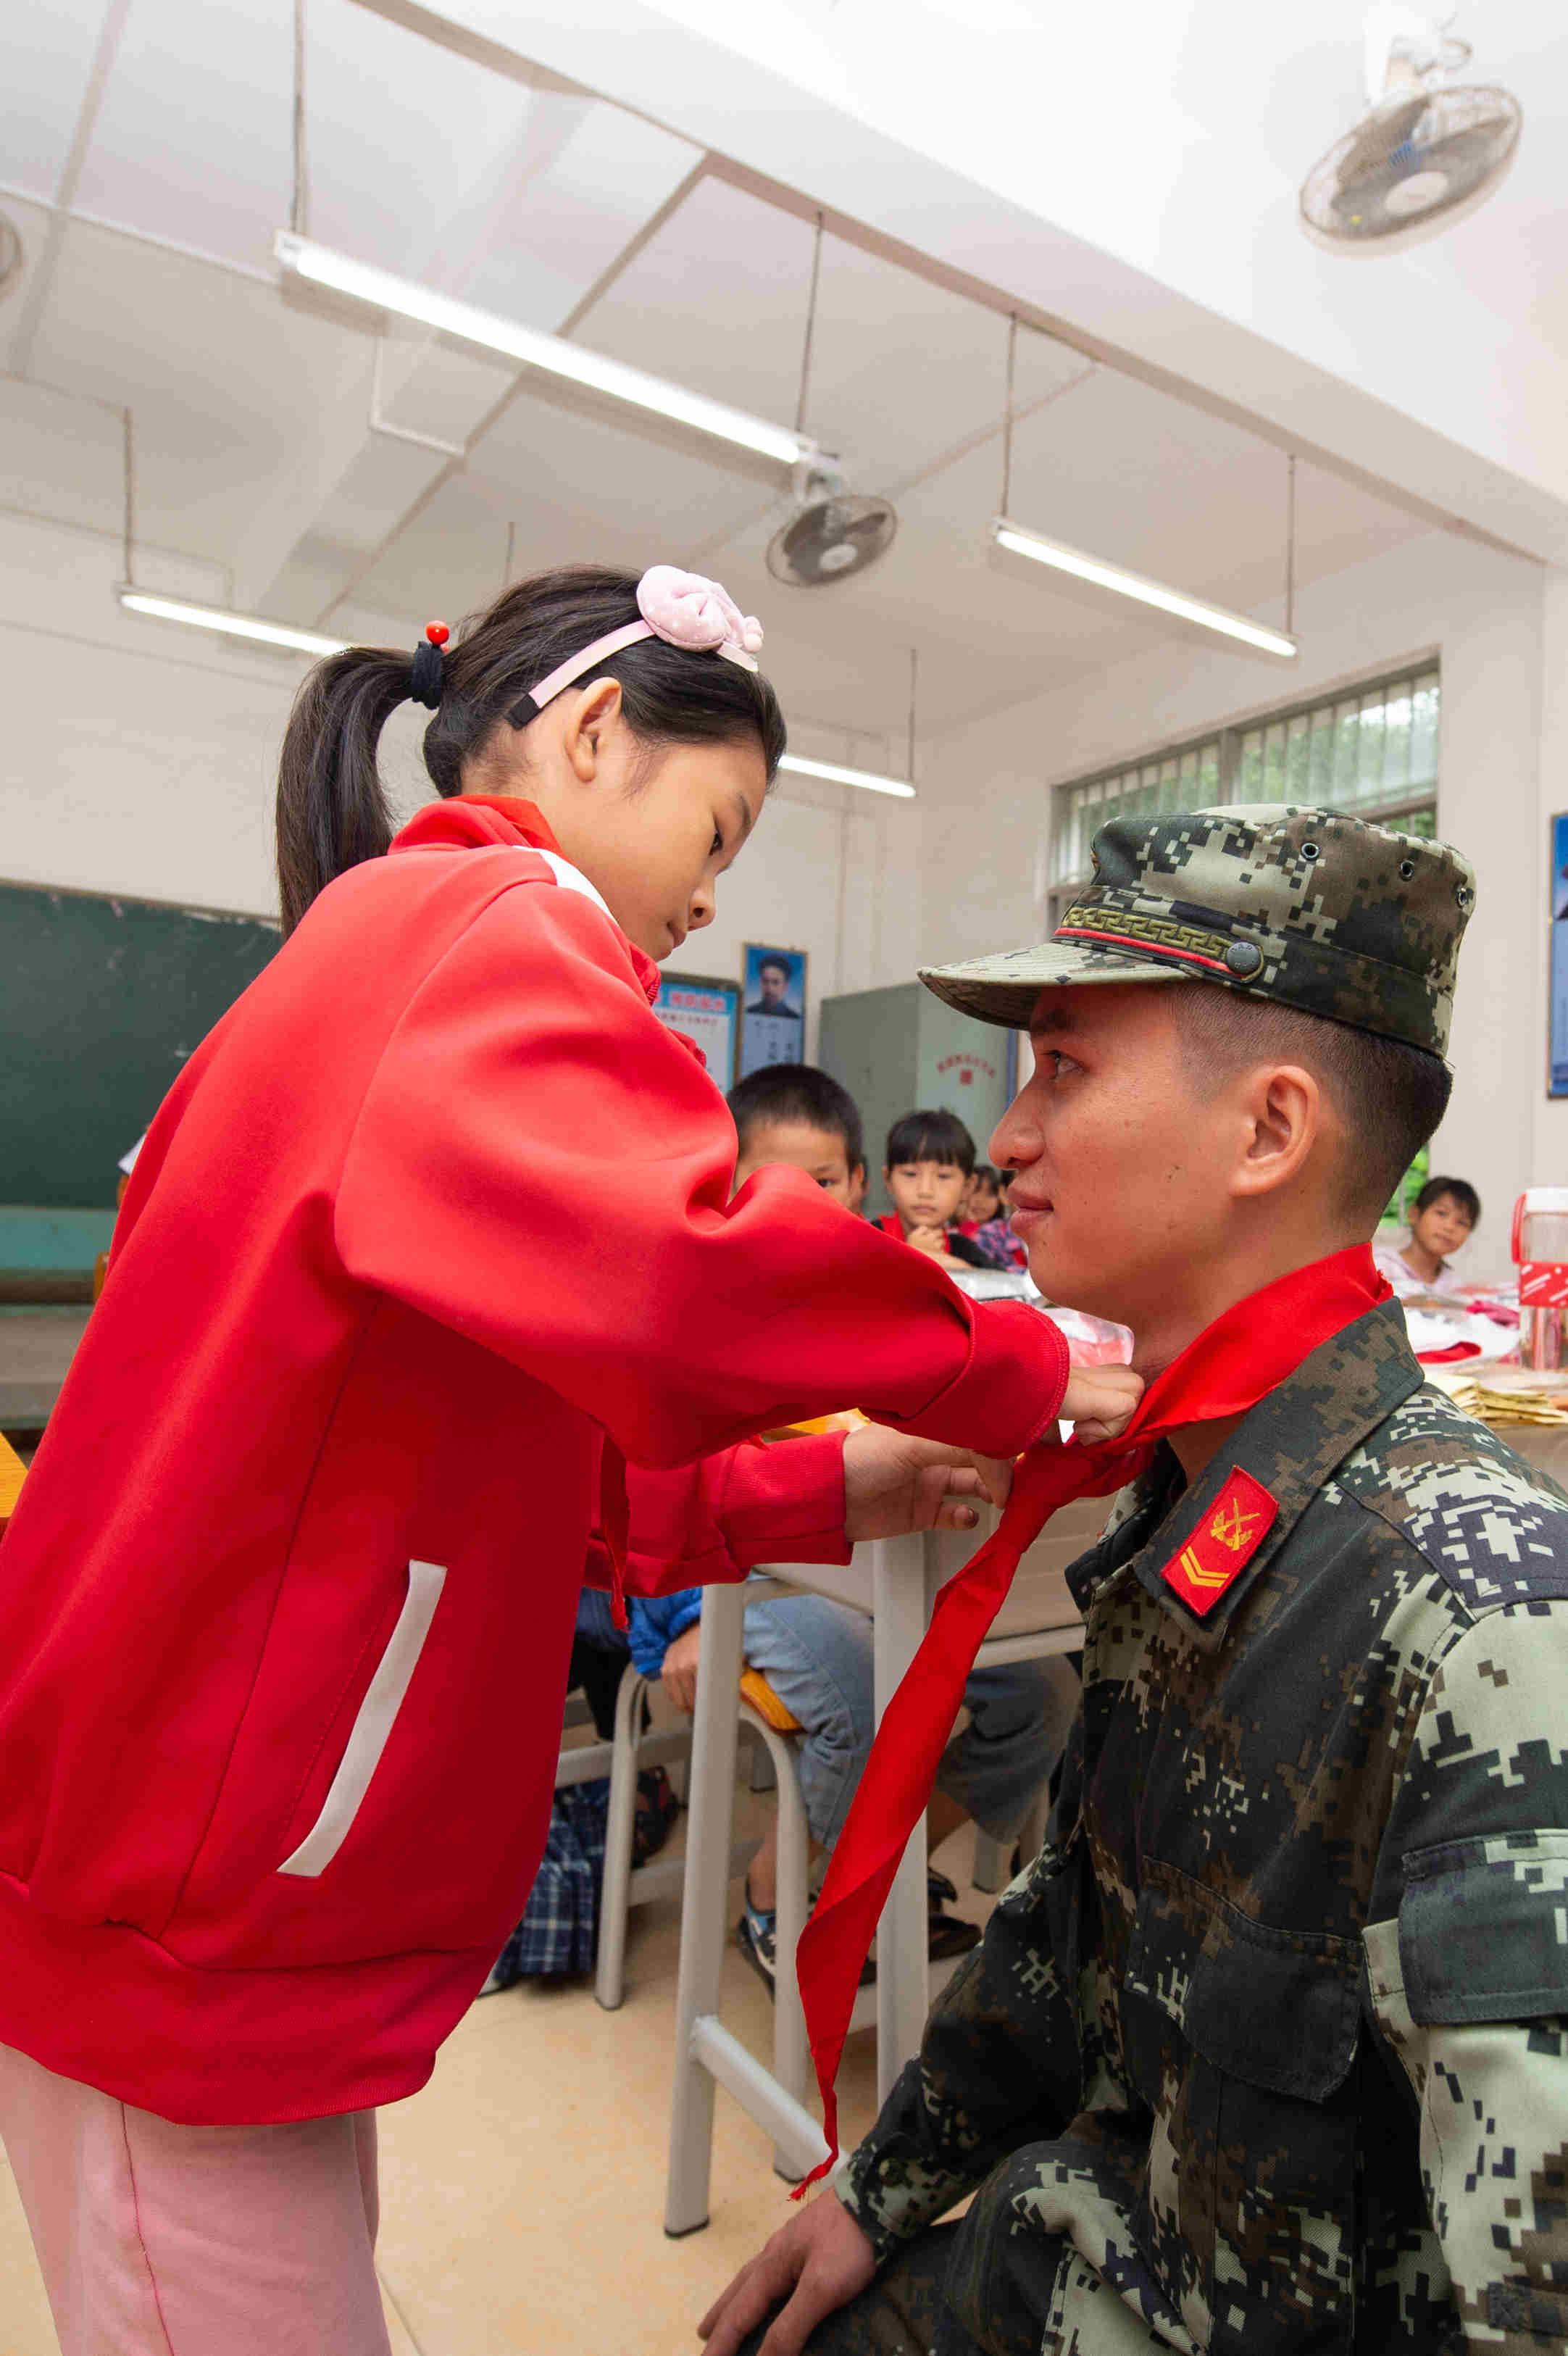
left=1228, top=1063, right=1320, bottom=1203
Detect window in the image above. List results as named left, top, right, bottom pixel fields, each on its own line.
left=1048, top=665, right=1440, bottom=910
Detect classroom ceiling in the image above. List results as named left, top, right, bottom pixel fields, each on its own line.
left=0, top=0, right=1440, bottom=760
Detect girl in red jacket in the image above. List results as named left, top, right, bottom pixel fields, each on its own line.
left=0, top=561, right=1132, bottom=2354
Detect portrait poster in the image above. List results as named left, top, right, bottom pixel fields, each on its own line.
left=1552, top=813, right=1568, bottom=1096
left=739, top=944, right=808, bottom=1078
left=652, top=973, right=741, bottom=1088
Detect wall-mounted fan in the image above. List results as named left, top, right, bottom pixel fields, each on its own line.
left=1301, top=5, right=1521, bottom=251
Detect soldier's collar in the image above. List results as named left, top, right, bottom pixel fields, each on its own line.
left=1125, top=1295, right=1423, bottom=1652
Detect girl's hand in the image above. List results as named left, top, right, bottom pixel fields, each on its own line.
left=659, top=1621, right=703, bottom=1713
left=841, top=1425, right=1012, bottom=1541
left=1062, top=1363, right=1144, bottom=1447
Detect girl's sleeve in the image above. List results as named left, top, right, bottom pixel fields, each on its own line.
left=335, top=881, right=1068, bottom=1470
left=591, top=1432, right=852, bottom=1602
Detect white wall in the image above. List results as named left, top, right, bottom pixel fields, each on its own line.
left=0, top=509, right=919, bottom=1055
left=914, top=529, right=1556, bottom=1283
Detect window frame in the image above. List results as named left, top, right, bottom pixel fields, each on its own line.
left=1046, top=661, right=1440, bottom=928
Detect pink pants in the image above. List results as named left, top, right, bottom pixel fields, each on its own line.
left=0, top=2043, right=391, bottom=2355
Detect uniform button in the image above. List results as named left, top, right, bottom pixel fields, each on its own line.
left=1225, top=940, right=1262, bottom=976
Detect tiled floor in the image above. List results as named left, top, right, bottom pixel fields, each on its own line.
left=0, top=1781, right=996, bottom=2355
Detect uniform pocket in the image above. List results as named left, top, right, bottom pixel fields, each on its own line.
left=1122, top=1858, right=1361, bottom=2355
left=277, top=1559, right=446, bottom=1878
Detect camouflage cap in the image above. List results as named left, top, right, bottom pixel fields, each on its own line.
left=919, top=805, right=1475, bottom=1058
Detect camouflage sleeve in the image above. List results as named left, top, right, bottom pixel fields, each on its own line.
left=835, top=1857, right=1084, bottom=2263
left=1365, top=1604, right=1568, bottom=2352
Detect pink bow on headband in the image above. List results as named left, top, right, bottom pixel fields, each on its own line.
left=638, top=566, right=763, bottom=670
left=517, top=566, right=765, bottom=719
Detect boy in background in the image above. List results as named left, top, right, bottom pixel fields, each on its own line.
left=877, top=1110, right=991, bottom=1271
left=728, top=1064, right=866, bottom=1212
left=635, top=1065, right=1069, bottom=1989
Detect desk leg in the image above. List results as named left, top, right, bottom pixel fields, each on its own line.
left=664, top=1581, right=746, bottom=2236
left=870, top=1533, right=935, bottom=2110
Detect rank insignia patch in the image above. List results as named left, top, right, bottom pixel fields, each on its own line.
left=1160, top=1466, right=1279, bottom=1618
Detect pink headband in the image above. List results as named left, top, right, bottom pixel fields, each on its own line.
left=509, top=566, right=764, bottom=727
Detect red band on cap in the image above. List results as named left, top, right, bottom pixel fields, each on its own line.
left=1055, top=922, right=1233, bottom=978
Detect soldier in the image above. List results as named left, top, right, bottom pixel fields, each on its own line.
left=700, top=806, right=1568, bottom=2356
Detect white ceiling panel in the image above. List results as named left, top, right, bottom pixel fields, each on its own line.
left=0, top=0, right=113, bottom=201
left=456, top=107, right=704, bottom=326
left=0, top=375, right=125, bottom=543
left=72, top=0, right=296, bottom=267
left=25, top=221, right=367, bottom=551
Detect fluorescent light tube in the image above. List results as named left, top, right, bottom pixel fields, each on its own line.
left=779, top=752, right=916, bottom=799
left=991, top=517, right=1297, bottom=659
left=275, top=232, right=812, bottom=473
left=117, top=588, right=348, bottom=657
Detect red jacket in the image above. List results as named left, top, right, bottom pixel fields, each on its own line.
left=0, top=797, right=1067, bottom=2123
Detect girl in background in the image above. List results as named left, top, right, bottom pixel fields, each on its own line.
left=0, top=562, right=1135, bottom=2354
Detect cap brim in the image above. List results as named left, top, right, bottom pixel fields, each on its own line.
left=917, top=940, right=1203, bottom=1030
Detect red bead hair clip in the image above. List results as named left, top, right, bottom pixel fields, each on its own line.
left=425, top=622, right=449, bottom=647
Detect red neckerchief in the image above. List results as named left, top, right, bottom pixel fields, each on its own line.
left=792, top=1242, right=1390, bottom=2193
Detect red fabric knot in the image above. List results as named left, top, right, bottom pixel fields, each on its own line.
left=790, top=1243, right=1391, bottom=2196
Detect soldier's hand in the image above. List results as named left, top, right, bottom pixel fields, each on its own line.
left=1061, top=1363, right=1144, bottom=1447
left=698, top=2191, right=875, bottom=2356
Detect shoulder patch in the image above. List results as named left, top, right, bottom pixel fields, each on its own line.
left=1160, top=1467, right=1278, bottom=1618
left=1338, top=1387, right=1568, bottom=1615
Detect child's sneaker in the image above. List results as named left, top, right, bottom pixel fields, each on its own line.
left=735, top=1898, right=777, bottom=1991
left=736, top=1896, right=901, bottom=1998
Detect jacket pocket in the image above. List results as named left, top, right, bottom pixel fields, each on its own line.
left=277, top=1559, right=446, bottom=1878
left=1122, top=1858, right=1361, bottom=2356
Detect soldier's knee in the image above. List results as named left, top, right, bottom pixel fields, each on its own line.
left=942, top=2147, right=1067, bottom=2355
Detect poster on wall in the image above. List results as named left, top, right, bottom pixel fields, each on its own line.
left=652, top=973, right=741, bottom=1088
left=738, top=944, right=807, bottom=1078
left=1552, top=812, right=1568, bottom=1097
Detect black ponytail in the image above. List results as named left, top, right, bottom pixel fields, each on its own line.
left=274, top=565, right=786, bottom=936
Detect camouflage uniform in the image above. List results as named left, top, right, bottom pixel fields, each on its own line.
left=828, top=1310, right=1568, bottom=2352
left=749, top=814, right=1568, bottom=2354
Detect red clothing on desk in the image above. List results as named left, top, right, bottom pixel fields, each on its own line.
left=0, top=796, right=1067, bottom=2126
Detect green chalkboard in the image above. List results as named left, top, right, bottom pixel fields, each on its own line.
left=1, top=879, right=280, bottom=1210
